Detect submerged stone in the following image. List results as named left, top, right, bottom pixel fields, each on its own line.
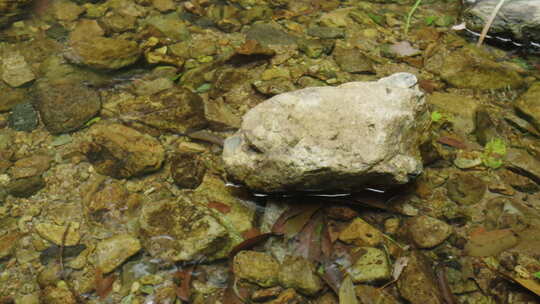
left=347, top=247, right=392, bottom=283
left=515, top=82, right=540, bottom=132
left=278, top=255, right=323, bottom=295
left=8, top=102, right=38, bottom=132
left=223, top=72, right=429, bottom=193
left=446, top=172, right=486, bottom=205
left=34, top=80, right=101, bottom=134
left=81, top=123, right=165, bottom=178
left=94, top=234, right=141, bottom=273
left=1, top=52, right=35, bottom=87
left=406, top=215, right=452, bottom=248
left=138, top=198, right=228, bottom=262
left=425, top=43, right=524, bottom=90
left=233, top=251, right=280, bottom=287
left=397, top=251, right=444, bottom=304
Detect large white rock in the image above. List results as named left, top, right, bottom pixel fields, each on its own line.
left=222, top=73, right=429, bottom=193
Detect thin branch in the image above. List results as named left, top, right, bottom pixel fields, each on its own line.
left=59, top=222, right=71, bottom=277
left=477, top=0, right=506, bottom=46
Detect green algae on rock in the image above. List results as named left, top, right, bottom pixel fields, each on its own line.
left=425, top=41, right=524, bottom=90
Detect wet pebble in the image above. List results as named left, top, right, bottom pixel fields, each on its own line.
left=515, top=82, right=540, bottom=132
left=170, top=152, right=207, bottom=189
left=34, top=80, right=101, bottom=134
left=35, top=222, right=81, bottom=246
left=406, top=215, right=453, bottom=248
left=278, top=255, right=323, bottom=295
left=446, top=172, right=486, bottom=205
left=8, top=102, right=38, bottom=132
left=233, top=250, right=280, bottom=287
left=338, top=217, right=384, bottom=247
left=347, top=247, right=392, bottom=283
left=95, top=234, right=141, bottom=273
left=1, top=52, right=35, bottom=87
left=397, top=251, right=444, bottom=304
left=81, top=123, right=165, bottom=178
left=6, top=175, right=45, bottom=197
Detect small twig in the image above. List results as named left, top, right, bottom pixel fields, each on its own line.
left=477, top=0, right=506, bottom=46
left=59, top=223, right=84, bottom=304
left=436, top=265, right=457, bottom=304
left=59, top=222, right=71, bottom=277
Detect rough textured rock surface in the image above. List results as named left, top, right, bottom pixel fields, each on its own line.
left=397, top=251, right=444, bottom=304
left=94, top=234, right=141, bottom=273
left=223, top=73, right=429, bottom=193
left=515, top=82, right=540, bottom=132
left=233, top=251, right=280, bottom=287
left=424, top=44, right=524, bottom=90
left=138, top=198, right=228, bottom=262
left=113, top=87, right=207, bottom=134
left=81, top=123, right=165, bottom=178
left=64, top=20, right=141, bottom=70
left=1, top=52, right=35, bottom=87
left=406, top=215, right=453, bottom=248
left=34, top=79, right=101, bottom=134
left=463, top=0, right=540, bottom=42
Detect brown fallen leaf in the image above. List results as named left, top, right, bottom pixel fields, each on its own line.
left=228, top=233, right=275, bottom=261
left=95, top=268, right=116, bottom=299
left=241, top=227, right=261, bottom=240
left=174, top=266, right=194, bottom=302
left=207, top=201, right=231, bottom=214
left=295, top=213, right=323, bottom=262
left=283, top=203, right=322, bottom=238
left=272, top=205, right=308, bottom=235
left=437, top=136, right=467, bottom=150
left=321, top=224, right=333, bottom=259
left=222, top=280, right=246, bottom=304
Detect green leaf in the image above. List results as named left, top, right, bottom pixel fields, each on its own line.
left=170, top=73, right=183, bottom=82
left=84, top=117, right=101, bottom=127
left=140, top=285, right=154, bottom=294
left=534, top=271, right=540, bottom=280
left=196, top=83, right=212, bottom=93
left=482, top=138, right=507, bottom=169
left=367, top=13, right=384, bottom=26
left=424, top=16, right=436, bottom=25
left=485, top=138, right=506, bottom=156
left=431, top=111, right=443, bottom=122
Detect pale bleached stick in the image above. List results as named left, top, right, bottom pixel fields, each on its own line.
left=477, top=0, right=507, bottom=46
